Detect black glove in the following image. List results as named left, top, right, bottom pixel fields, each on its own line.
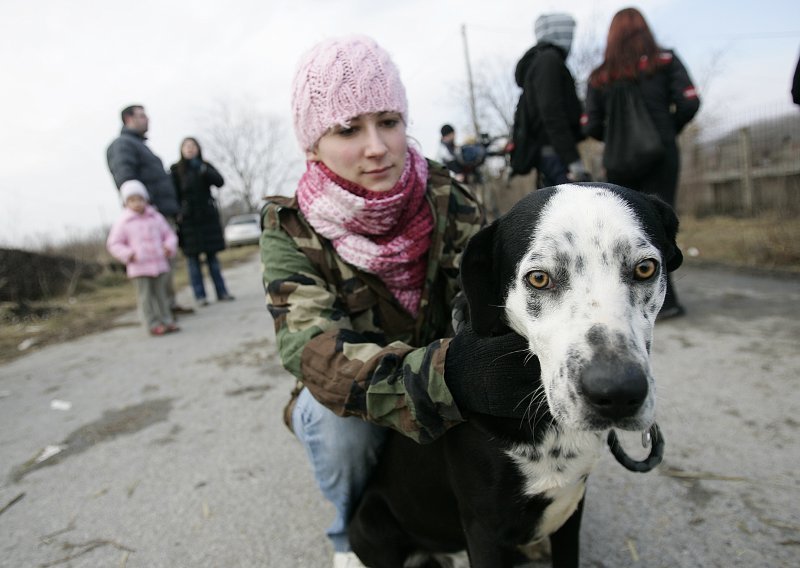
left=444, top=323, right=539, bottom=419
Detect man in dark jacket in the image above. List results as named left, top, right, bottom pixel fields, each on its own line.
left=514, top=13, right=589, bottom=186
left=107, top=105, right=193, bottom=314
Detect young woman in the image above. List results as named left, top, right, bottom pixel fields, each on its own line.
left=260, top=35, right=531, bottom=568
left=170, top=137, right=234, bottom=306
left=583, top=7, right=700, bottom=320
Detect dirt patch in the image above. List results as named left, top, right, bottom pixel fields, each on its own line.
left=8, top=398, right=174, bottom=483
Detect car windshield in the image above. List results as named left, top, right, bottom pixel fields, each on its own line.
left=228, top=216, right=258, bottom=225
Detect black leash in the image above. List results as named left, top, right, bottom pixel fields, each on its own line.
left=607, top=423, right=664, bottom=473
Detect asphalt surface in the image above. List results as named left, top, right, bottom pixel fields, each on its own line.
left=0, top=255, right=798, bottom=568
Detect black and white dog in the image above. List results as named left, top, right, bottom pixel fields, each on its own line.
left=349, top=183, right=683, bottom=568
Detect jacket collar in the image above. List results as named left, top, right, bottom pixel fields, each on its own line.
left=120, top=204, right=157, bottom=221
left=121, top=126, right=147, bottom=141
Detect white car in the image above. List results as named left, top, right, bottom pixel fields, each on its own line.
left=224, top=213, right=261, bottom=247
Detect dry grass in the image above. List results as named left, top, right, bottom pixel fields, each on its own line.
left=0, top=245, right=260, bottom=364
left=679, top=213, right=800, bottom=274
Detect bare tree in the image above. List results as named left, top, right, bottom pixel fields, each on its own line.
left=203, top=101, right=299, bottom=213
left=568, top=21, right=605, bottom=100
left=472, top=56, right=520, bottom=137
left=454, top=24, right=604, bottom=139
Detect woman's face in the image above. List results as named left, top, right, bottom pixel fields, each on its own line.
left=181, top=139, right=199, bottom=160
left=308, top=112, right=407, bottom=192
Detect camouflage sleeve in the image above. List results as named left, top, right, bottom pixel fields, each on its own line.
left=260, top=209, right=464, bottom=443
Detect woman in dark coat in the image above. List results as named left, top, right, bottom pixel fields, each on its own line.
left=583, top=7, right=699, bottom=320
left=170, top=137, right=234, bottom=306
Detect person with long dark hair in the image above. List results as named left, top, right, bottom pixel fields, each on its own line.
left=584, top=7, right=700, bottom=320
left=170, top=137, right=234, bottom=306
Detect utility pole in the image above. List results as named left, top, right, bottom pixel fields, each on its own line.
left=461, top=23, right=480, bottom=137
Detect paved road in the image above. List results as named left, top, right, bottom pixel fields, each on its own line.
left=0, top=256, right=798, bottom=568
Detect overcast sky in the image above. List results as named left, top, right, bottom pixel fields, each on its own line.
left=1, top=0, right=798, bottom=248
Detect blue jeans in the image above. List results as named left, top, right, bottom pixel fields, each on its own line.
left=186, top=252, right=228, bottom=300
left=291, top=388, right=387, bottom=552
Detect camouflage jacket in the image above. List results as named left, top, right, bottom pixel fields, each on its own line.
left=260, top=161, right=484, bottom=443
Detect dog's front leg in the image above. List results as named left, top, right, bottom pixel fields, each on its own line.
left=460, top=515, right=522, bottom=568
left=548, top=496, right=584, bottom=568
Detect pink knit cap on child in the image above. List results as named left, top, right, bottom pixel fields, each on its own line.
left=120, top=179, right=149, bottom=202
left=291, top=35, right=408, bottom=152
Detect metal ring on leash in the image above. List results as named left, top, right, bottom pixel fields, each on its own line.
left=607, top=423, right=664, bottom=473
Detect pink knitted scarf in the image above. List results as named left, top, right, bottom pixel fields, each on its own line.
left=296, top=147, right=433, bottom=316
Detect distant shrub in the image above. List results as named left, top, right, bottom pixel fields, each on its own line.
left=0, top=248, right=103, bottom=302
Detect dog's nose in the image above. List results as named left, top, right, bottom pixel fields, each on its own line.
left=579, top=360, right=648, bottom=420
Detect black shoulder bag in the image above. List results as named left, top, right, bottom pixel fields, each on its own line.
left=603, top=80, right=664, bottom=180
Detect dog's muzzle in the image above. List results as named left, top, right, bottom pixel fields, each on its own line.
left=579, top=357, right=649, bottom=421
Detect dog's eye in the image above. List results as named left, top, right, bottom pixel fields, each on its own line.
left=526, top=271, right=551, bottom=289
left=634, top=259, right=658, bottom=280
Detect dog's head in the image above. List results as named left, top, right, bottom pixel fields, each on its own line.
left=461, top=183, right=682, bottom=432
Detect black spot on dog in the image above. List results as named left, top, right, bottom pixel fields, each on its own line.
left=518, top=445, right=541, bottom=462
left=564, top=231, right=575, bottom=245
left=645, top=340, right=652, bottom=353
left=554, top=251, right=571, bottom=270
left=550, top=446, right=562, bottom=459
left=526, top=296, right=543, bottom=318
left=613, top=240, right=633, bottom=265
left=586, top=325, right=607, bottom=347
left=574, top=255, right=585, bottom=275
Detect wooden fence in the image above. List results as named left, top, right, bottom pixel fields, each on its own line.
left=678, top=118, right=800, bottom=217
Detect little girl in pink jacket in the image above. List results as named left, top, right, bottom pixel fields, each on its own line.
left=107, top=180, right=180, bottom=336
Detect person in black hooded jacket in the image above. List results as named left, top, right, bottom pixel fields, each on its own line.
left=514, top=13, right=588, bottom=187
left=583, top=7, right=700, bottom=320
left=170, top=137, right=234, bottom=306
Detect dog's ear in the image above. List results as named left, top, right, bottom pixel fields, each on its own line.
left=460, top=222, right=503, bottom=336
left=643, top=194, right=683, bottom=272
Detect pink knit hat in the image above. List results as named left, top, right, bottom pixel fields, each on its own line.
left=291, top=35, right=408, bottom=152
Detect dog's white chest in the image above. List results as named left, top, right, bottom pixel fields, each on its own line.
left=506, top=429, right=603, bottom=541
